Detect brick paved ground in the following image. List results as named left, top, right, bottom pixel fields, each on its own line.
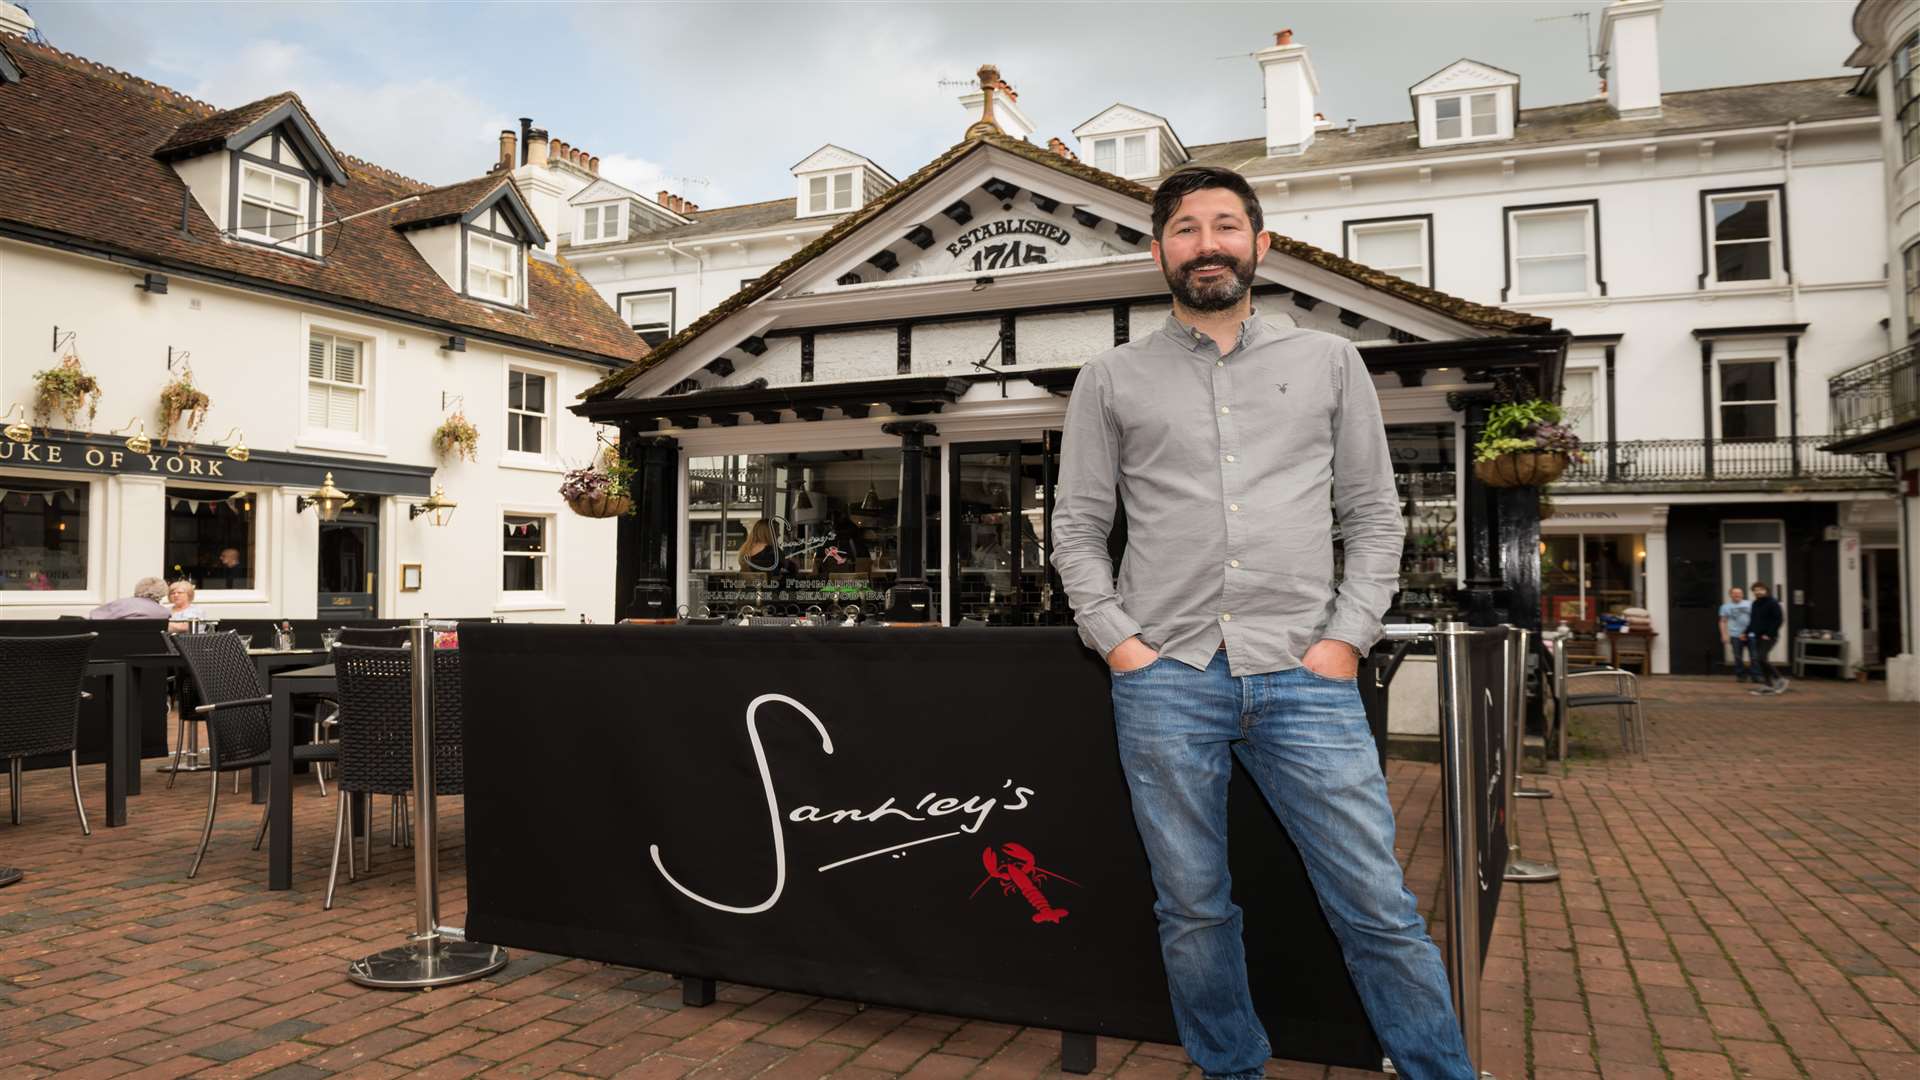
left=0, top=675, right=1912, bottom=1079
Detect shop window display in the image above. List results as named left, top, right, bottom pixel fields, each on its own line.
left=0, top=478, right=88, bottom=591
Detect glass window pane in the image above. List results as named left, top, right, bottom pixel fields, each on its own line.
left=1720, top=403, right=1776, bottom=440
left=1724, top=521, right=1783, bottom=544
left=1562, top=369, right=1598, bottom=442
left=163, top=486, right=254, bottom=590
left=520, top=372, right=546, bottom=414
left=1436, top=115, right=1461, bottom=140
left=1515, top=211, right=1588, bottom=256
left=1094, top=139, right=1117, bottom=173
left=521, top=414, right=543, bottom=454
left=1353, top=224, right=1423, bottom=270
left=1470, top=93, right=1497, bottom=135
left=1715, top=240, right=1771, bottom=282
left=1719, top=361, right=1776, bottom=403
left=240, top=201, right=268, bottom=233
left=1516, top=254, right=1589, bottom=295
left=1436, top=97, right=1460, bottom=121
left=243, top=168, right=273, bottom=198
left=1713, top=197, right=1770, bottom=242
left=507, top=370, right=524, bottom=411
left=0, top=480, right=89, bottom=591
left=1123, top=134, right=1148, bottom=175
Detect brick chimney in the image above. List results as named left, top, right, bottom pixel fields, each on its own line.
left=1254, top=28, right=1320, bottom=157
left=1599, top=0, right=1663, bottom=118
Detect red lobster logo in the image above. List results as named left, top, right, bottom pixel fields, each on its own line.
left=971, top=842, right=1078, bottom=924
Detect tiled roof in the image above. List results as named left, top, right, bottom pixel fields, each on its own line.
left=579, top=130, right=1549, bottom=403
left=1177, top=77, right=1870, bottom=176
left=0, top=41, right=647, bottom=368
left=389, top=175, right=514, bottom=229
left=637, top=198, right=826, bottom=242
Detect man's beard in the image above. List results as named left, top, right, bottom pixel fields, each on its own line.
left=1164, top=251, right=1257, bottom=312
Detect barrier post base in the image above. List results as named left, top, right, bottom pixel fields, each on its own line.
left=1060, top=1031, right=1095, bottom=1074
left=682, top=976, right=716, bottom=1007
left=1505, top=857, right=1561, bottom=883
left=347, top=937, right=507, bottom=989
left=0, top=867, right=20, bottom=888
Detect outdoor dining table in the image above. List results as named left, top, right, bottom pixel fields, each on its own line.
left=84, top=659, right=133, bottom=827
left=266, top=662, right=335, bottom=891
left=245, top=648, right=329, bottom=803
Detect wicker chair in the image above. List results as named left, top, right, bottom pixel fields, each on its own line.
left=0, top=633, right=98, bottom=836
left=171, top=632, right=339, bottom=878
left=326, top=644, right=463, bottom=909
left=334, top=626, right=412, bottom=648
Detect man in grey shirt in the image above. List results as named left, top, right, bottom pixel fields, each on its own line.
left=1053, top=166, right=1471, bottom=1080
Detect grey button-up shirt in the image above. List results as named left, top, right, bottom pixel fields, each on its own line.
left=1052, top=313, right=1404, bottom=676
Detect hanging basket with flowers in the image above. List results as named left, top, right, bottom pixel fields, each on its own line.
left=156, top=369, right=211, bottom=447
left=559, top=443, right=636, bottom=518
left=431, top=411, right=480, bottom=463
left=1472, top=399, right=1584, bottom=488
left=31, top=354, right=103, bottom=432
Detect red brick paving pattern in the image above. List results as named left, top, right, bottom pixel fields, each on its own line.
left=0, top=675, right=1912, bottom=1078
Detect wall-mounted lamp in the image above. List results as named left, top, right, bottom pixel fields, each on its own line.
left=441, top=335, right=467, bottom=353
left=136, top=273, right=169, bottom=294
left=295, top=472, right=353, bottom=522
left=219, top=427, right=250, bottom=463
left=110, top=417, right=150, bottom=454
left=2, top=404, right=32, bottom=445
left=407, top=485, right=458, bottom=527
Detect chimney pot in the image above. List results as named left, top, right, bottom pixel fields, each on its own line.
left=526, top=128, right=550, bottom=168
left=658, top=190, right=672, bottom=207
left=498, top=129, right=516, bottom=169
left=589, top=155, right=600, bottom=175
left=1276, top=29, right=1293, bottom=46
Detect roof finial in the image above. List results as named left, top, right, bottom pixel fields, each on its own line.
left=966, top=63, right=1003, bottom=139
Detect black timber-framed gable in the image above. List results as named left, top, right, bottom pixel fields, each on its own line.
left=454, top=185, right=543, bottom=311
left=227, top=127, right=326, bottom=258
left=1695, top=183, right=1791, bottom=290
left=1499, top=198, right=1606, bottom=303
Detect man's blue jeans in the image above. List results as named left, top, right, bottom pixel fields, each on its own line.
left=1109, top=650, right=1474, bottom=1080
left=1728, top=636, right=1755, bottom=681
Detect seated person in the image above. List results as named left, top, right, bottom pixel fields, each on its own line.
left=737, top=519, right=795, bottom=575
left=88, top=576, right=172, bottom=619
left=200, top=546, right=247, bottom=589
left=166, top=578, right=207, bottom=631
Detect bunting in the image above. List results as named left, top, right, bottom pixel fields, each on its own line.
left=167, top=492, right=249, bottom=514
left=504, top=520, right=544, bottom=538
left=0, top=487, right=80, bottom=507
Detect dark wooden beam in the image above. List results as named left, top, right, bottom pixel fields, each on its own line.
left=750, top=409, right=782, bottom=425
left=836, top=271, right=862, bottom=286
left=703, top=412, right=739, bottom=427
left=867, top=250, right=899, bottom=273
left=1030, top=193, right=1060, bottom=214
left=736, top=335, right=767, bottom=356
left=981, top=178, right=1019, bottom=202
left=903, top=225, right=935, bottom=250
left=1072, top=208, right=1102, bottom=229
left=703, top=357, right=734, bottom=377
left=840, top=404, right=871, bottom=420
left=793, top=406, right=824, bottom=422
left=941, top=200, right=974, bottom=225
left=1114, top=224, right=1144, bottom=246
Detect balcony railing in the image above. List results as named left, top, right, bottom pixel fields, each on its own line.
left=1555, top=437, right=1896, bottom=487
left=1828, top=344, right=1920, bottom=440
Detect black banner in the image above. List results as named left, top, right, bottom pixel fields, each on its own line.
left=461, top=625, right=1383, bottom=1068
left=1467, top=632, right=1510, bottom=959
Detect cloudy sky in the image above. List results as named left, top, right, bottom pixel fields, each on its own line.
left=29, top=0, right=1861, bottom=208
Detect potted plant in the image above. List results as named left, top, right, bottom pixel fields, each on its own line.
left=560, top=445, right=636, bottom=518
left=431, top=411, right=479, bottom=463
left=31, top=354, right=103, bottom=432
left=1473, top=399, right=1584, bottom=487
left=156, top=368, right=210, bottom=446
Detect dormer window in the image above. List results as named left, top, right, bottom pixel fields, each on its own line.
left=791, top=145, right=896, bottom=220
left=808, top=171, right=856, bottom=215
left=1092, top=134, right=1150, bottom=177
left=1409, top=60, right=1518, bottom=149
left=237, top=162, right=308, bottom=245
left=579, top=202, right=624, bottom=243
left=1434, top=92, right=1497, bottom=142
left=465, top=208, right=524, bottom=306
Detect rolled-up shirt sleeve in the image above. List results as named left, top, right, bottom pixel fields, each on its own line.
left=1051, top=361, right=1144, bottom=658
left=1322, top=345, right=1405, bottom=655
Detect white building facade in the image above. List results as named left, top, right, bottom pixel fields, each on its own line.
left=555, top=1, right=1904, bottom=676
left=0, top=10, right=646, bottom=624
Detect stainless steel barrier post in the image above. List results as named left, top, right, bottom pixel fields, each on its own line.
left=1432, top=621, right=1483, bottom=1071
left=1519, top=629, right=1565, bottom=798
left=348, top=620, right=508, bottom=989
left=1502, top=626, right=1559, bottom=884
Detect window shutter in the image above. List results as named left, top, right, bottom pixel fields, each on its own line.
left=329, top=387, right=362, bottom=433
left=332, top=340, right=360, bottom=385
left=306, top=387, right=329, bottom=427
left=308, top=335, right=329, bottom=380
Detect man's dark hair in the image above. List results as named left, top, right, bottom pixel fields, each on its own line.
left=1151, top=166, right=1264, bottom=241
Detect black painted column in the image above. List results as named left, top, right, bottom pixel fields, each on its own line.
left=618, top=431, right=679, bottom=621
left=1604, top=344, right=1619, bottom=482
left=1699, top=339, right=1715, bottom=480
left=883, top=421, right=937, bottom=622
left=1454, top=396, right=1506, bottom=627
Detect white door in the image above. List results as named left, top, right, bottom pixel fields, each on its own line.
left=1723, top=520, right=1787, bottom=662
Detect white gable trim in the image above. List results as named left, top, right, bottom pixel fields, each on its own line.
left=1410, top=59, right=1520, bottom=97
